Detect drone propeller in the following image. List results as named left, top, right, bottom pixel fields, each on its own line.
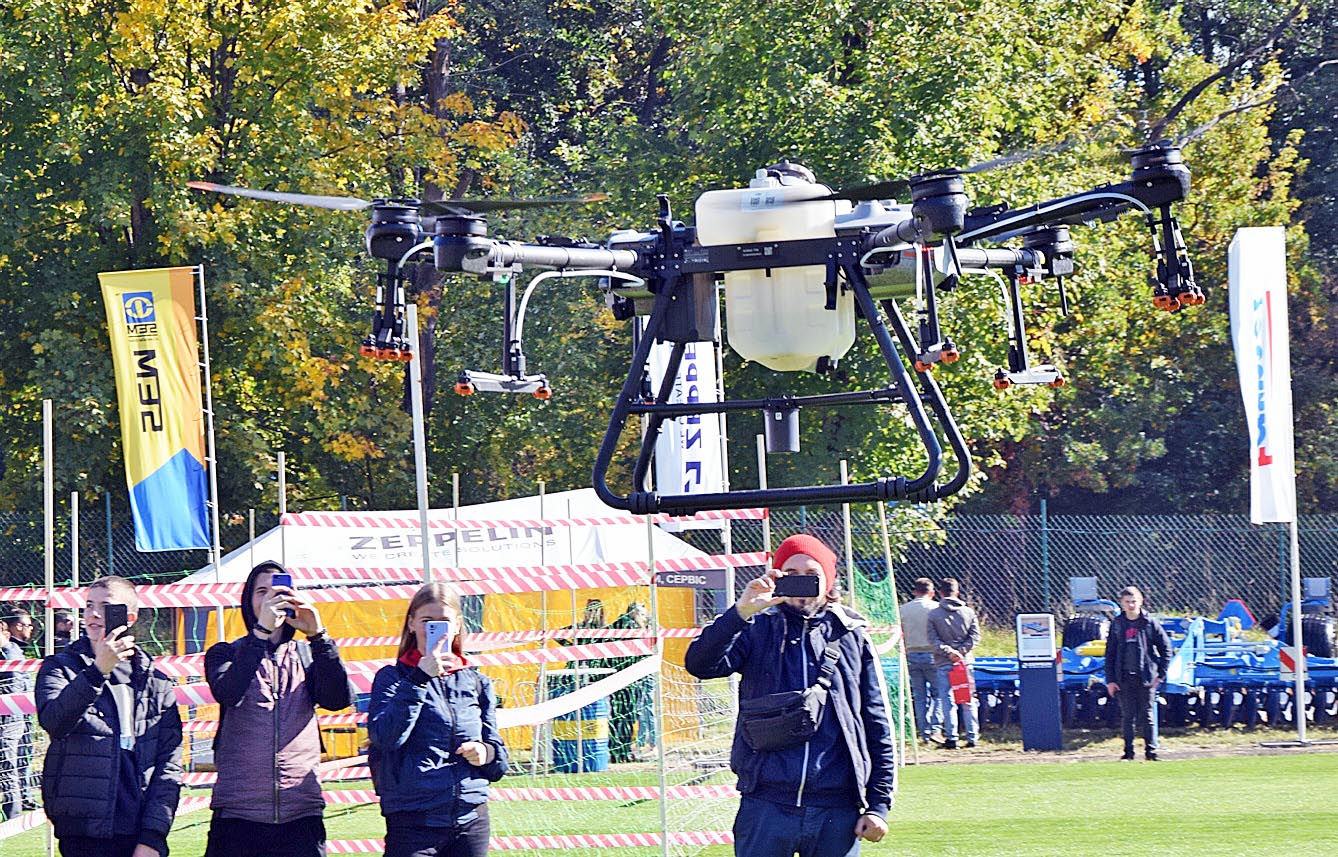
left=423, top=194, right=610, bottom=216
left=185, top=181, right=373, bottom=211
left=187, top=181, right=609, bottom=217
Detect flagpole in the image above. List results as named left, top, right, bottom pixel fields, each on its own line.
left=407, top=303, right=432, bottom=582
left=1289, top=520, right=1306, bottom=742
left=196, top=266, right=225, bottom=645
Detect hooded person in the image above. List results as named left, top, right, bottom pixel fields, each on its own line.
left=685, top=533, right=896, bottom=857
left=926, top=577, right=981, bottom=749
left=203, top=561, right=354, bottom=857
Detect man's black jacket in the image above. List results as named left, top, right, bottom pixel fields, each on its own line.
left=1104, top=611, right=1174, bottom=687
left=35, top=637, right=183, bottom=854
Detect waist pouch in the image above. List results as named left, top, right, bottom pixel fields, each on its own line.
left=739, top=639, right=841, bottom=752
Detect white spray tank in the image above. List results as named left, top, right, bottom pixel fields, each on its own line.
left=695, top=162, right=854, bottom=373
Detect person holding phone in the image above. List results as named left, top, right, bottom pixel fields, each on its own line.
left=34, top=576, right=183, bottom=857
left=204, top=561, right=353, bottom=857
left=685, top=534, right=895, bottom=857
left=369, top=582, right=508, bottom=857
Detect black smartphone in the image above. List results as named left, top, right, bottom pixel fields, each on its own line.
left=103, top=603, right=129, bottom=634
left=270, top=572, right=295, bottom=617
left=774, top=573, right=821, bottom=598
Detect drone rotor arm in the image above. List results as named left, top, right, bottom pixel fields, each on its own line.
left=464, top=241, right=639, bottom=274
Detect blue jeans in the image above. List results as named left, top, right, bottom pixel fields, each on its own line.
left=934, top=664, right=978, bottom=743
left=906, top=652, right=940, bottom=739
left=733, top=795, right=863, bottom=857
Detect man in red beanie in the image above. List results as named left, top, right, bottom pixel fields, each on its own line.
left=685, top=534, right=895, bottom=857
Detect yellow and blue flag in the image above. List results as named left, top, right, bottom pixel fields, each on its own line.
left=99, top=267, right=211, bottom=550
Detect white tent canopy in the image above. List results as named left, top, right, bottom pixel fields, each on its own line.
left=184, top=488, right=712, bottom=584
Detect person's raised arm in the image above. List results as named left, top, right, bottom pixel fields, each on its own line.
left=368, top=663, right=428, bottom=751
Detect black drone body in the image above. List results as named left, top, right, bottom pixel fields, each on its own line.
left=189, top=142, right=1198, bottom=515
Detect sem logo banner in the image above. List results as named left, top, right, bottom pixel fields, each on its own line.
left=1228, top=227, right=1297, bottom=524
left=122, top=292, right=156, bottom=325
left=100, top=267, right=211, bottom=550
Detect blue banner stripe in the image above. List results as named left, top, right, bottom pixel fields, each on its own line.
left=129, top=448, right=210, bottom=551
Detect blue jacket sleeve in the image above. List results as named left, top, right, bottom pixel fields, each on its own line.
left=683, top=607, right=753, bottom=679
left=475, top=673, right=509, bottom=782
left=857, top=633, right=896, bottom=818
left=35, top=654, right=106, bottom=739
left=368, top=664, right=431, bottom=751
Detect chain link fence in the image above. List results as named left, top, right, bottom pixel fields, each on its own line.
left=715, top=509, right=1338, bottom=629
left=3, top=501, right=1338, bottom=630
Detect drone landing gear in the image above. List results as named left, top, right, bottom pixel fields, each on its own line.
left=592, top=259, right=971, bottom=514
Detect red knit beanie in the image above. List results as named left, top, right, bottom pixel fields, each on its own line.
left=771, top=534, right=838, bottom=595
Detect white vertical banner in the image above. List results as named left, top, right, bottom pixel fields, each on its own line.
left=647, top=339, right=724, bottom=496
left=1228, top=226, right=1297, bottom=524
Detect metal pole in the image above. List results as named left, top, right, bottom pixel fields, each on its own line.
left=876, top=502, right=913, bottom=764
left=647, top=516, right=669, bottom=857
left=756, top=435, right=771, bottom=554
left=840, top=460, right=855, bottom=607
left=71, top=492, right=79, bottom=590
left=278, top=450, right=288, bottom=569
left=248, top=509, right=256, bottom=572
left=452, top=472, right=460, bottom=568
left=532, top=486, right=549, bottom=777
left=1289, top=520, right=1307, bottom=742
left=43, top=401, right=53, bottom=658
left=406, top=303, right=432, bottom=582
left=1040, top=498, right=1050, bottom=613
left=43, top=405, right=54, bottom=852
left=105, top=491, right=114, bottom=578
left=196, top=267, right=226, bottom=644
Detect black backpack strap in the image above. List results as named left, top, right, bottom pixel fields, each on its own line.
left=814, top=638, right=843, bottom=690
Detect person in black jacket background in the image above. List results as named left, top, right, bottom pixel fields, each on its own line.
left=35, top=576, right=182, bottom=857
left=1104, top=585, right=1173, bottom=761
left=685, top=533, right=895, bottom=857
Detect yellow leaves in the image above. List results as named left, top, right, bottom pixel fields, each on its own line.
left=326, top=432, right=385, bottom=462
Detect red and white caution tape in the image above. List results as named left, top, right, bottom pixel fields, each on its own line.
left=327, top=832, right=735, bottom=854
left=0, top=587, right=46, bottom=604
left=282, top=508, right=766, bottom=530
left=0, top=808, right=46, bottom=840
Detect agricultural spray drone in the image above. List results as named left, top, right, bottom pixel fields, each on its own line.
left=189, top=140, right=1198, bottom=515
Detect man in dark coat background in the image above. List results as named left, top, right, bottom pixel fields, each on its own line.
left=1104, top=585, right=1173, bottom=761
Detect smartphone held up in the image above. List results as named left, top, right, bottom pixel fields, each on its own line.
left=424, top=620, right=454, bottom=655
left=103, top=602, right=130, bottom=634
left=773, top=573, right=821, bottom=599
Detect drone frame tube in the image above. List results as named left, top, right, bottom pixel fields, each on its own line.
left=591, top=262, right=964, bottom=514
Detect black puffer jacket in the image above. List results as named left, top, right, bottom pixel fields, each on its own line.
left=684, top=604, right=896, bottom=818
left=35, top=637, right=183, bottom=854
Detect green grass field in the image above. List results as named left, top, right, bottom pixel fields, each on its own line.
left=6, top=752, right=1338, bottom=856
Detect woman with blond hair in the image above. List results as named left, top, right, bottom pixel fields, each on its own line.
left=369, top=583, right=508, bottom=856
